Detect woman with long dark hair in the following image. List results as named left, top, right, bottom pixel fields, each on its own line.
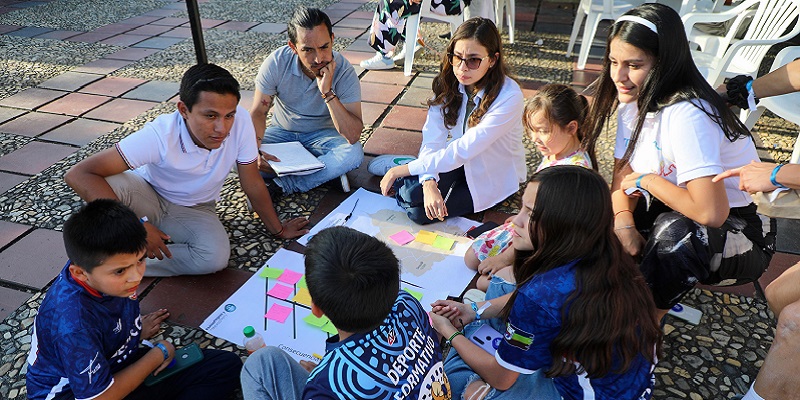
left=430, top=166, right=662, bottom=399
left=374, top=17, right=526, bottom=224
left=583, top=3, right=775, bottom=320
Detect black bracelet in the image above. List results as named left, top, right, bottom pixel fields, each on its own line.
left=271, top=225, right=285, bottom=238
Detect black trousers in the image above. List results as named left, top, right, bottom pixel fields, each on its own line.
left=393, top=167, right=475, bottom=225
left=54, top=347, right=242, bottom=400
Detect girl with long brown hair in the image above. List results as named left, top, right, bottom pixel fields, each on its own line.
left=430, top=166, right=662, bottom=399
left=374, top=17, right=526, bottom=224
left=583, top=3, right=774, bottom=321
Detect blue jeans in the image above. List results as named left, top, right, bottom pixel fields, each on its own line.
left=444, top=276, right=561, bottom=399
left=262, top=126, right=363, bottom=194
left=240, top=347, right=309, bottom=400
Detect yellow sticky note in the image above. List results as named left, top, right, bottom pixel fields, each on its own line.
left=292, top=287, right=313, bottom=307
left=415, top=230, right=437, bottom=244
left=432, top=235, right=455, bottom=251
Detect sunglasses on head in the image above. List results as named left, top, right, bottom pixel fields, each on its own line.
left=447, top=54, right=491, bottom=70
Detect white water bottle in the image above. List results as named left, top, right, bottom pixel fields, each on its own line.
left=243, top=326, right=265, bottom=354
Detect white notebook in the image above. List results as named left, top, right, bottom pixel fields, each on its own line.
left=260, top=142, right=325, bottom=176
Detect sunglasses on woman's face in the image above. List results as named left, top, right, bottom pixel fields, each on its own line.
left=447, top=54, right=491, bottom=70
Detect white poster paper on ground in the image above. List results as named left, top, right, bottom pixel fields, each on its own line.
left=201, top=248, right=449, bottom=363
left=297, top=188, right=478, bottom=297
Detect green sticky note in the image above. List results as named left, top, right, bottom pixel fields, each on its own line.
left=321, top=321, right=338, bottom=335
left=297, top=276, right=307, bottom=289
left=415, top=230, right=437, bottom=244
left=259, top=266, right=283, bottom=279
left=404, top=287, right=424, bottom=302
left=432, top=235, right=455, bottom=251
left=303, top=313, right=329, bottom=327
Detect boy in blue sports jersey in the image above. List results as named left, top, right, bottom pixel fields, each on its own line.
left=26, top=199, right=242, bottom=400
left=240, top=226, right=452, bottom=400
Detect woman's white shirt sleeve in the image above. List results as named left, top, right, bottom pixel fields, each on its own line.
left=408, top=82, right=524, bottom=178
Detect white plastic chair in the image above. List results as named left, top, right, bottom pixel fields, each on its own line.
left=683, top=0, right=800, bottom=87
left=679, top=0, right=729, bottom=14
left=677, top=0, right=736, bottom=53
left=495, top=0, right=515, bottom=43
left=404, top=0, right=464, bottom=76
left=566, top=0, right=645, bottom=70
left=741, top=46, right=800, bottom=163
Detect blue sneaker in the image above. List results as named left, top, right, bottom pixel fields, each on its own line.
left=368, top=155, right=416, bottom=176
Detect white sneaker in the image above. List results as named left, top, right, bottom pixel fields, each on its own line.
left=392, top=42, right=424, bottom=66
left=462, top=288, right=486, bottom=303
left=360, top=52, right=395, bottom=70
left=340, top=174, right=351, bottom=193
left=368, top=155, right=416, bottom=176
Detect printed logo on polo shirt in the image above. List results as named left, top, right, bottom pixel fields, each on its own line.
left=113, top=319, right=122, bottom=334
left=504, top=323, right=533, bottom=351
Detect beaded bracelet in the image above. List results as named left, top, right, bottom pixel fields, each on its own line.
left=771, top=163, right=788, bottom=189
left=447, top=331, right=464, bottom=345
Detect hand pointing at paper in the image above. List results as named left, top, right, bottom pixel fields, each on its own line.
left=713, top=161, right=799, bottom=193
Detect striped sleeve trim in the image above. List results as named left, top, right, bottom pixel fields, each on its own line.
left=495, top=351, right=537, bottom=375
left=237, top=156, right=258, bottom=165
left=114, top=143, right=134, bottom=170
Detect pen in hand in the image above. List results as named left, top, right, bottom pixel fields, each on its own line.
left=439, top=182, right=456, bottom=221
left=443, top=182, right=455, bottom=204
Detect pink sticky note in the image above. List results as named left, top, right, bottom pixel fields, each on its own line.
left=267, top=283, right=294, bottom=300
left=265, top=304, right=293, bottom=323
left=389, top=230, right=415, bottom=246
left=278, top=269, right=304, bottom=285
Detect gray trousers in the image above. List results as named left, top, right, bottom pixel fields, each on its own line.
left=240, top=347, right=308, bottom=400
left=106, top=171, right=230, bottom=277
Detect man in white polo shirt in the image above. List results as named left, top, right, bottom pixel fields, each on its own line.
left=65, top=64, right=309, bottom=277
left=250, top=6, right=363, bottom=196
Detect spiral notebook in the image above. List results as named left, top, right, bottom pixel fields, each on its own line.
left=260, top=142, right=325, bottom=176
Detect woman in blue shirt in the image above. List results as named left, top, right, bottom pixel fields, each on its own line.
left=430, top=166, right=663, bottom=399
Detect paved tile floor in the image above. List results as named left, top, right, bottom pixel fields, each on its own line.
left=0, top=0, right=798, bottom=398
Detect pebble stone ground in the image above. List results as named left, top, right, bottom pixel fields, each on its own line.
left=0, top=0, right=798, bottom=399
